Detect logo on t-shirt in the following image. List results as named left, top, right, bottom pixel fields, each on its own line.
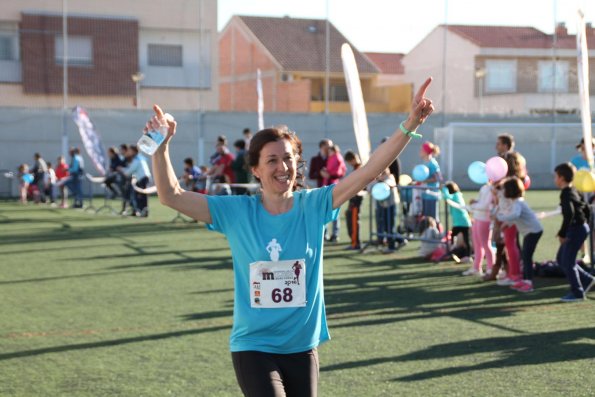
left=266, top=238, right=282, bottom=261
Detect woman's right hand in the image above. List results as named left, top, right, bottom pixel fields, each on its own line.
left=144, top=104, right=177, bottom=144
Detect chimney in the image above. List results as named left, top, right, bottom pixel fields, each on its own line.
left=555, top=22, right=567, bottom=36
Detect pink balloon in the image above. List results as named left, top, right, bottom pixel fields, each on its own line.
left=524, top=175, right=531, bottom=190
left=485, top=156, right=508, bottom=182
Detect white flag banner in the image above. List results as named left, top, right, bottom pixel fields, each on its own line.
left=341, top=43, right=371, bottom=164
left=577, top=9, right=593, bottom=170
left=257, top=68, right=264, bottom=130
left=72, top=106, right=107, bottom=176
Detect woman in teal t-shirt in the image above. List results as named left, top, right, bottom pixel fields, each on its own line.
left=145, top=78, right=434, bottom=397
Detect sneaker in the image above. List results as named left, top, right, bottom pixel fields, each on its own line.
left=460, top=256, right=472, bottom=264
left=452, top=254, right=461, bottom=264
left=560, top=292, right=585, bottom=303
left=584, top=278, right=595, bottom=296
left=462, top=268, right=481, bottom=276
left=515, top=282, right=534, bottom=293
left=343, top=245, right=361, bottom=251
left=496, top=270, right=508, bottom=281
left=510, top=280, right=526, bottom=289
left=496, top=277, right=516, bottom=286
left=511, top=280, right=534, bottom=293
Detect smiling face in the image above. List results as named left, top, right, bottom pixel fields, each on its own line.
left=252, top=139, right=297, bottom=195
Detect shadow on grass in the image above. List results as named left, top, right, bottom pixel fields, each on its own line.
left=179, top=309, right=234, bottom=321
left=0, top=324, right=230, bottom=361
left=321, top=327, right=595, bottom=381
left=322, top=254, right=571, bottom=335
left=0, top=218, right=201, bottom=246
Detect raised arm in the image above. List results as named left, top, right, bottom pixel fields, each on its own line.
left=149, top=105, right=212, bottom=223
left=332, top=77, right=435, bottom=209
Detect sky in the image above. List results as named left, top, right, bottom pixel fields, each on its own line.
left=218, top=0, right=595, bottom=53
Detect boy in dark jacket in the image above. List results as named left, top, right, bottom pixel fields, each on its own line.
left=554, top=162, right=595, bottom=302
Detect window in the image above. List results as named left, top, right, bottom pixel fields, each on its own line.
left=0, top=36, right=15, bottom=60
left=148, top=44, right=183, bottom=67
left=55, top=36, right=93, bottom=65
left=330, top=84, right=349, bottom=102
left=538, top=60, right=569, bottom=93
left=485, top=60, right=517, bottom=93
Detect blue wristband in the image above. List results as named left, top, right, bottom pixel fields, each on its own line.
left=399, top=121, right=423, bottom=139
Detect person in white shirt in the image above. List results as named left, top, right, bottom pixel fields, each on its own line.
left=120, top=145, right=152, bottom=217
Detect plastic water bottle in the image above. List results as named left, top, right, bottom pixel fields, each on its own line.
left=137, top=113, right=174, bottom=156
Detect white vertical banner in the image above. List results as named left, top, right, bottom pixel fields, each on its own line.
left=257, top=68, right=264, bottom=131
left=71, top=106, right=107, bottom=176
left=577, top=9, right=593, bottom=170
left=341, top=43, right=371, bottom=164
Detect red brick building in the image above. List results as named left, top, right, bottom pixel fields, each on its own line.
left=219, top=15, right=409, bottom=113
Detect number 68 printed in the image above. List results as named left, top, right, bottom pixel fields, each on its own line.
left=271, top=288, right=293, bottom=303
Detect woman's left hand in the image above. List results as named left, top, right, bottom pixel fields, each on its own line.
left=404, top=77, right=434, bottom=131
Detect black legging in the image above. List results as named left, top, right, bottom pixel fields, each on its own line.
left=451, top=226, right=470, bottom=257
left=232, top=349, right=318, bottom=397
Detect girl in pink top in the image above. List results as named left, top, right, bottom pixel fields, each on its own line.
left=322, top=144, right=347, bottom=186
left=469, top=182, right=495, bottom=276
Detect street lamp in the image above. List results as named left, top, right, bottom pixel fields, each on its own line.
left=475, top=67, right=486, bottom=116
left=131, top=72, right=145, bottom=109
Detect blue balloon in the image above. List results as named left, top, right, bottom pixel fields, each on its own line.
left=412, top=164, right=430, bottom=182
left=22, top=174, right=34, bottom=184
left=371, top=182, right=391, bottom=201
left=467, top=161, right=488, bottom=184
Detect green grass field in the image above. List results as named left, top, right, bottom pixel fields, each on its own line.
left=1, top=191, right=594, bottom=396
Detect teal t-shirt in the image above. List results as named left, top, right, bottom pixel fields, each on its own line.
left=206, top=185, right=339, bottom=354
left=442, top=189, right=472, bottom=227
left=422, top=158, right=441, bottom=200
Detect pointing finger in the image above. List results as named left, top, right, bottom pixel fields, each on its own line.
left=153, top=104, right=164, bottom=118
left=414, top=77, right=433, bottom=102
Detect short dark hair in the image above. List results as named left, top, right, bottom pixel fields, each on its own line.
left=217, top=135, right=227, bottom=145
left=243, top=128, right=251, bottom=135
left=234, top=139, right=246, bottom=150
left=554, top=162, right=575, bottom=183
left=343, top=150, right=360, bottom=164
left=248, top=126, right=305, bottom=190
left=184, top=157, right=194, bottom=166
left=497, top=133, right=515, bottom=150
left=318, top=139, right=332, bottom=148
left=502, top=176, right=524, bottom=199
left=444, top=181, right=460, bottom=194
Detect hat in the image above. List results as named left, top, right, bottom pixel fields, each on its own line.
left=576, top=137, right=595, bottom=149
left=421, top=141, right=434, bottom=155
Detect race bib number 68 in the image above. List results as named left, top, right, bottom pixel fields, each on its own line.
left=250, top=259, right=306, bottom=308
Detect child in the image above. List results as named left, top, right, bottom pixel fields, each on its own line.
left=419, top=216, right=442, bottom=259
left=343, top=150, right=364, bottom=250
left=17, top=163, right=31, bottom=204
left=44, top=162, right=57, bottom=205
left=496, top=177, right=543, bottom=293
left=469, top=181, right=495, bottom=278
left=493, top=178, right=522, bottom=286
left=322, top=144, right=347, bottom=186
left=55, top=155, right=70, bottom=208
left=183, top=157, right=203, bottom=192
left=419, top=141, right=442, bottom=220
left=553, top=162, right=595, bottom=302
left=441, top=181, right=473, bottom=270
left=373, top=168, right=400, bottom=254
